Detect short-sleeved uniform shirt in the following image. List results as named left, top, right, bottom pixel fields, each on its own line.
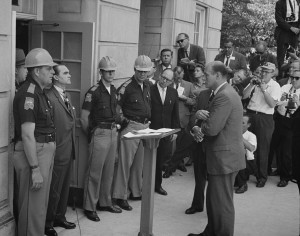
left=82, top=80, right=117, bottom=131
left=13, top=76, right=55, bottom=142
left=118, top=76, right=151, bottom=119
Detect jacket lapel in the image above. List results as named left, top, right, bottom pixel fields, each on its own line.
left=52, top=87, right=72, bottom=115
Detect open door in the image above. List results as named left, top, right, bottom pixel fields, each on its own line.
left=29, top=20, right=95, bottom=206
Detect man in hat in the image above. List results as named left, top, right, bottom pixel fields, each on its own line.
left=243, top=62, right=281, bottom=188
left=15, top=48, right=28, bottom=91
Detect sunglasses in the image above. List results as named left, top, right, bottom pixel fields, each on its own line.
left=291, top=76, right=300, bottom=80
left=177, top=38, right=187, bottom=44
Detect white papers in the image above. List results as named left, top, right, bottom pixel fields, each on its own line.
left=123, top=128, right=174, bottom=138
left=177, top=86, right=184, bottom=96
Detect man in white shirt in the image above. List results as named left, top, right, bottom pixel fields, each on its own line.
left=243, top=62, right=281, bottom=187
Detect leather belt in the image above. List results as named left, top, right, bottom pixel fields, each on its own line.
left=97, top=122, right=117, bottom=129
left=247, top=109, right=271, bottom=116
left=126, top=116, right=149, bottom=124
left=35, top=133, right=56, bottom=143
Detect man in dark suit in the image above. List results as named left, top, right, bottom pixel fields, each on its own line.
left=214, top=39, right=247, bottom=74
left=150, top=69, right=180, bottom=195
left=45, top=65, right=76, bottom=236
left=275, top=0, right=300, bottom=78
left=177, top=33, right=206, bottom=82
left=188, top=61, right=245, bottom=236
left=153, top=48, right=173, bottom=81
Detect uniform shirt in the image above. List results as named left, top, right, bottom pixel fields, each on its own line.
left=13, top=76, right=55, bottom=141
left=82, top=79, right=117, bottom=130
left=247, top=79, right=281, bottom=114
left=118, top=76, right=151, bottom=119
left=243, top=130, right=257, bottom=160
left=277, top=83, right=300, bottom=117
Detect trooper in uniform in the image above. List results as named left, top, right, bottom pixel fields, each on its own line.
left=45, top=65, right=76, bottom=236
left=113, top=55, right=152, bottom=211
left=13, top=48, right=56, bottom=236
left=15, top=48, right=28, bottom=91
left=81, top=56, right=122, bottom=222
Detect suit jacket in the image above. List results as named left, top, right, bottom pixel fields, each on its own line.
left=171, top=80, right=195, bottom=128
left=177, top=44, right=206, bottom=81
left=150, top=85, right=180, bottom=130
left=276, top=0, right=300, bottom=32
left=46, top=86, right=76, bottom=165
left=214, top=51, right=247, bottom=71
left=201, top=83, right=245, bottom=175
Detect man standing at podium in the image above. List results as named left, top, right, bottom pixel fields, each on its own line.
left=150, top=69, right=180, bottom=196
left=188, top=61, right=245, bottom=236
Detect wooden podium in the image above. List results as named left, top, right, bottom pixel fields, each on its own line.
left=123, top=129, right=179, bottom=236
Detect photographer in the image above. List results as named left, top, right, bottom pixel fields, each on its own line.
left=243, top=62, right=281, bottom=187
left=268, top=69, right=300, bottom=187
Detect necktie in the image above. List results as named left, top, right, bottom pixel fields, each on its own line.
left=225, top=56, right=230, bottom=66
left=161, top=88, right=166, bottom=104
left=63, top=91, right=71, bottom=110
left=208, top=91, right=215, bottom=103
left=184, top=50, right=189, bottom=58
left=176, top=83, right=179, bottom=89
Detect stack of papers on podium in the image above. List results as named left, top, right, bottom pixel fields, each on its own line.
left=124, top=128, right=173, bottom=138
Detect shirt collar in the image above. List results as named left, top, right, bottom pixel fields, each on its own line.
left=186, top=44, right=190, bottom=54
left=214, top=82, right=227, bottom=95
left=53, top=85, right=64, bottom=95
left=162, top=64, right=172, bottom=70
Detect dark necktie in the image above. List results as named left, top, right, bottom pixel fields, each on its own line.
left=63, top=91, right=71, bottom=110
left=208, top=91, right=215, bottom=103
left=184, top=50, right=189, bottom=58
left=225, top=56, right=230, bottom=66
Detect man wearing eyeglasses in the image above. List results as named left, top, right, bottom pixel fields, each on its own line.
left=243, top=62, right=281, bottom=188
left=268, top=68, right=300, bottom=188
left=249, top=41, right=278, bottom=74
left=176, top=33, right=206, bottom=82
left=214, top=39, right=247, bottom=74
left=150, top=69, right=180, bottom=195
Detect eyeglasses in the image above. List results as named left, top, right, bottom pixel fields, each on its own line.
left=177, top=38, right=187, bottom=44
left=161, top=75, right=173, bottom=82
left=291, top=76, right=300, bottom=80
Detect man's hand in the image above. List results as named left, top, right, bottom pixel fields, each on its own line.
left=180, top=57, right=190, bottom=65
left=292, top=94, right=300, bottom=106
left=31, top=167, right=43, bottom=191
left=179, top=94, right=188, bottom=101
left=281, top=92, right=288, bottom=101
left=191, top=126, right=204, bottom=142
left=195, top=110, right=210, bottom=120
left=260, top=82, right=268, bottom=92
left=290, top=27, right=300, bottom=35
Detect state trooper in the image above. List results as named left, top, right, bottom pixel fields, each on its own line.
left=13, top=48, right=57, bottom=236
left=81, top=56, right=122, bottom=222
left=112, top=55, right=152, bottom=211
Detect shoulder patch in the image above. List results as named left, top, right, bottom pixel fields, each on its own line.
left=85, top=93, right=92, bottom=102
left=117, top=78, right=132, bottom=95
left=90, top=84, right=99, bottom=92
left=24, top=97, right=34, bottom=110
left=27, top=83, right=36, bottom=94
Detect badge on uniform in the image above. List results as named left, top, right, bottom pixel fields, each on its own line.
left=85, top=93, right=92, bottom=102
left=24, top=97, right=34, bottom=110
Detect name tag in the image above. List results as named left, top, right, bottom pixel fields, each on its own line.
left=230, top=56, right=235, bottom=60
left=177, top=86, right=185, bottom=96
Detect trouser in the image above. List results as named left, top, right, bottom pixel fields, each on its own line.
left=235, top=159, right=258, bottom=187
left=268, top=114, right=293, bottom=181
left=46, top=158, right=72, bottom=227
left=276, top=28, right=298, bottom=78
left=249, top=113, right=274, bottom=182
left=13, top=141, right=55, bottom=236
left=83, top=127, right=117, bottom=211
left=167, top=129, right=194, bottom=172
left=155, top=137, right=172, bottom=188
left=113, top=121, right=149, bottom=199
left=191, top=142, right=206, bottom=210
left=203, top=172, right=237, bottom=236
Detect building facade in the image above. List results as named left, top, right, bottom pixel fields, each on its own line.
left=0, top=0, right=223, bottom=234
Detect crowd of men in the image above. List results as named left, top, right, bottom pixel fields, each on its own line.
left=12, top=30, right=300, bottom=236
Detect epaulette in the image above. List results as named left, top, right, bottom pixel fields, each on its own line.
left=117, top=78, right=132, bottom=95
left=27, top=83, right=36, bottom=94
left=90, top=83, right=99, bottom=92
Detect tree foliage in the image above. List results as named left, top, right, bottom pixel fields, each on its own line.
left=221, top=0, right=277, bottom=50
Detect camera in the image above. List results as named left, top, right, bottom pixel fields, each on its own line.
left=285, top=94, right=297, bottom=111
left=251, top=78, right=261, bottom=86
left=286, top=13, right=296, bottom=22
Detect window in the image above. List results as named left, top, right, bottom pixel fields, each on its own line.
left=194, top=6, right=206, bottom=47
